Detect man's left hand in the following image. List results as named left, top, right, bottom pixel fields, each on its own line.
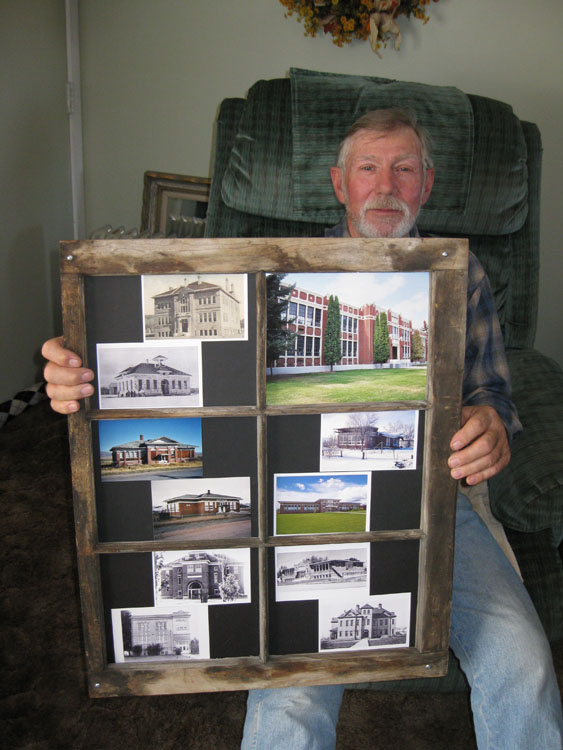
left=448, top=405, right=510, bottom=486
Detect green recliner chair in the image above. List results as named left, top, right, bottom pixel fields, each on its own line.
left=204, top=70, right=563, bottom=691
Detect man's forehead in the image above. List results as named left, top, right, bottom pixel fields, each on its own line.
left=347, top=126, right=422, bottom=159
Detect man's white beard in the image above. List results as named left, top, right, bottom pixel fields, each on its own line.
left=349, top=196, right=418, bottom=239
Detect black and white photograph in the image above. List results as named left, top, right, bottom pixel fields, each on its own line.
left=152, top=548, right=252, bottom=606
left=151, top=476, right=252, bottom=540
left=273, top=472, right=371, bottom=536
left=320, top=410, right=419, bottom=472
left=98, top=417, right=203, bottom=481
left=111, top=603, right=210, bottom=663
left=275, top=543, right=369, bottom=602
left=142, top=273, right=247, bottom=341
left=97, top=342, right=202, bottom=408
left=318, top=592, right=411, bottom=653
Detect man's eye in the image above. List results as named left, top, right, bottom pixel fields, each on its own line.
left=360, top=165, right=374, bottom=171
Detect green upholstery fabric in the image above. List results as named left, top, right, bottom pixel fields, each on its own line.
left=206, top=73, right=563, bottom=648
left=489, top=348, right=563, bottom=533
left=206, top=97, right=325, bottom=240
left=290, top=68, right=473, bottom=222
left=220, top=72, right=528, bottom=235
left=418, top=93, right=529, bottom=237
left=504, top=526, right=563, bottom=642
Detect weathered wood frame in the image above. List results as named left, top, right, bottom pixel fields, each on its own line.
left=60, top=236, right=468, bottom=698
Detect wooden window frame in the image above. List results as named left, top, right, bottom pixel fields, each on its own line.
left=60, top=236, right=467, bottom=698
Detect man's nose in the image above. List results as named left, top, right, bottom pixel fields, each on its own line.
left=374, top=167, right=395, bottom=195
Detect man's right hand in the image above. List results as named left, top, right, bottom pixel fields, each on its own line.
left=41, top=336, right=95, bottom=414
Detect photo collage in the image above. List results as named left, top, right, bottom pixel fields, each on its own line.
left=97, top=273, right=248, bottom=409
left=88, top=272, right=423, bottom=664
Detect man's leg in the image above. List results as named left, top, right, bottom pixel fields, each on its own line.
left=450, top=492, right=563, bottom=750
left=242, top=684, right=344, bottom=750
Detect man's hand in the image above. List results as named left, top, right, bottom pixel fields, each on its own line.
left=41, top=336, right=95, bottom=415
left=448, top=405, right=510, bottom=486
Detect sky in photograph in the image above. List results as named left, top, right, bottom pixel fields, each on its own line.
left=274, top=472, right=370, bottom=507
left=321, top=410, right=418, bottom=437
left=97, top=417, right=202, bottom=452
left=283, top=272, right=429, bottom=329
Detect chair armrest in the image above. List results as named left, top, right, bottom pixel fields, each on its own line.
left=489, top=348, right=563, bottom=532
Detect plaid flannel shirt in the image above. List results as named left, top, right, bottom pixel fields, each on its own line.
left=325, top=218, right=522, bottom=441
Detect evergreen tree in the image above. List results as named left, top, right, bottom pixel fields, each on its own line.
left=323, top=294, right=342, bottom=371
left=373, top=311, right=390, bottom=363
left=266, top=273, right=296, bottom=375
left=411, top=329, right=425, bottom=361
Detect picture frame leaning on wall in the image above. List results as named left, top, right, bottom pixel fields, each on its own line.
left=140, top=171, right=210, bottom=237
left=60, top=235, right=467, bottom=698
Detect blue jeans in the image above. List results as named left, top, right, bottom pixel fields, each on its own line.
left=242, top=493, right=563, bottom=749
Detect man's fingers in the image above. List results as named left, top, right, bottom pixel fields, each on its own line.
left=460, top=452, right=511, bottom=486
left=42, top=337, right=95, bottom=414
left=43, top=360, right=94, bottom=388
left=449, top=438, right=510, bottom=484
left=45, top=381, right=95, bottom=404
left=48, top=398, right=81, bottom=415
left=41, top=336, right=82, bottom=368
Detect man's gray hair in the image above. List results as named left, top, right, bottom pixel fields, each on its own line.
left=336, top=108, right=434, bottom=172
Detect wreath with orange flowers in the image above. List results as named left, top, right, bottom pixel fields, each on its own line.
left=279, top=0, right=439, bottom=54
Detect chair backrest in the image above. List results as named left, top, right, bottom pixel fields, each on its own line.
left=205, top=70, right=542, bottom=350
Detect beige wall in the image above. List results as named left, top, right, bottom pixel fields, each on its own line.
left=78, top=0, right=563, bottom=366
left=2, top=0, right=561, bottom=402
left=0, top=0, right=73, bottom=401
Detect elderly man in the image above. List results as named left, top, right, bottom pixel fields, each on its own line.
left=42, top=109, right=562, bottom=749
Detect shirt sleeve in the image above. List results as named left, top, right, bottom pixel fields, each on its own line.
left=463, top=252, right=522, bottom=441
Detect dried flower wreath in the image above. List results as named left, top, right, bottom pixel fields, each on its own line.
left=279, top=0, right=439, bottom=55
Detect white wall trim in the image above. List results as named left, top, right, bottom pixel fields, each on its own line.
left=65, top=0, right=86, bottom=239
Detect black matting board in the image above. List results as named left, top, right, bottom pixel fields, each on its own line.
left=84, top=275, right=257, bottom=408
left=60, top=237, right=468, bottom=696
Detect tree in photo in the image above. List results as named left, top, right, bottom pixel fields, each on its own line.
left=347, top=412, right=379, bottom=459
left=266, top=273, right=296, bottom=375
left=373, top=310, right=390, bottom=364
left=324, top=294, right=342, bottom=371
left=411, top=329, right=425, bottom=361
left=219, top=572, right=241, bottom=601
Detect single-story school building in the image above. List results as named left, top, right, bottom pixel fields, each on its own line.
left=277, top=555, right=366, bottom=584
left=334, top=425, right=414, bottom=451
left=109, top=434, right=198, bottom=468
left=106, top=354, right=192, bottom=398
left=163, top=489, right=243, bottom=517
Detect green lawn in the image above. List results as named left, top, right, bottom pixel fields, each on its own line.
left=266, top=367, right=426, bottom=405
left=276, top=511, right=367, bottom=535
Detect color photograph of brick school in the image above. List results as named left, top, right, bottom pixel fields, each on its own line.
left=97, top=418, right=203, bottom=481
left=266, top=272, right=428, bottom=406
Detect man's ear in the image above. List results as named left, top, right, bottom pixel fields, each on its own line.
left=330, top=166, right=347, bottom=205
left=421, top=168, right=435, bottom=207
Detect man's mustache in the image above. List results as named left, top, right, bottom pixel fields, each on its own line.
left=362, top=197, right=408, bottom=213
